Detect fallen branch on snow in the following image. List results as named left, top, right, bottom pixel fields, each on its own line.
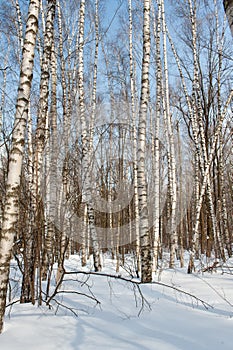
left=61, top=270, right=213, bottom=311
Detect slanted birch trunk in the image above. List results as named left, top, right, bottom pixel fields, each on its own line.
left=191, top=91, right=233, bottom=261
left=0, top=0, right=40, bottom=333
left=188, top=0, right=225, bottom=265
left=165, top=21, right=200, bottom=262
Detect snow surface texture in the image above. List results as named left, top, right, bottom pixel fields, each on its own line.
left=1, top=255, right=233, bottom=350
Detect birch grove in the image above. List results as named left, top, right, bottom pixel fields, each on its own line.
left=0, top=0, right=232, bottom=333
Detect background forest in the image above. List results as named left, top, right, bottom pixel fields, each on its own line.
left=0, top=0, right=232, bottom=335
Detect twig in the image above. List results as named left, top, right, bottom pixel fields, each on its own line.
left=194, top=275, right=233, bottom=308
left=46, top=270, right=65, bottom=305
left=6, top=299, right=20, bottom=308
left=55, top=290, right=100, bottom=305
left=50, top=298, right=79, bottom=317
left=151, top=280, right=213, bottom=310
left=134, top=283, right=151, bottom=316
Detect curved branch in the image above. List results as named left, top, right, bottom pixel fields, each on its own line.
left=64, top=271, right=213, bottom=310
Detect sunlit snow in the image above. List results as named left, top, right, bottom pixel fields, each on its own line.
left=1, top=255, right=233, bottom=350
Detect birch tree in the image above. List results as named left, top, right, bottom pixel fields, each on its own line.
left=55, top=0, right=71, bottom=284
left=161, top=0, right=178, bottom=268
left=78, top=0, right=101, bottom=272
left=0, top=0, right=40, bottom=333
left=137, top=0, right=152, bottom=283
left=42, top=39, right=58, bottom=293
left=22, top=0, right=56, bottom=304
left=128, top=0, right=140, bottom=274
left=34, top=0, right=56, bottom=206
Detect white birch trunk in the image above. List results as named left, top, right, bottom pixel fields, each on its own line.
left=78, top=0, right=101, bottom=272
left=14, top=0, right=24, bottom=57
left=161, top=0, right=177, bottom=268
left=28, top=0, right=56, bottom=296
left=137, top=0, right=152, bottom=283
left=34, top=0, right=56, bottom=200
left=176, top=122, right=184, bottom=267
left=42, top=40, right=57, bottom=283
left=54, top=0, right=73, bottom=283
left=128, top=0, right=140, bottom=274
left=0, top=0, right=40, bottom=333
left=81, top=203, right=88, bottom=266
left=152, top=0, right=162, bottom=271
left=0, top=56, right=9, bottom=143
left=86, top=0, right=100, bottom=265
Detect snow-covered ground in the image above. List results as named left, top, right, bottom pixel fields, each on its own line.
left=1, top=255, right=233, bottom=350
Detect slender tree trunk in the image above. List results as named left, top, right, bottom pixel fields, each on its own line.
left=86, top=0, right=100, bottom=266
left=78, top=0, right=101, bottom=272
left=128, top=0, right=140, bottom=274
left=0, top=51, right=9, bottom=142
left=0, top=0, right=40, bottom=333
left=80, top=203, right=88, bottom=266
left=137, top=0, right=152, bottom=283
left=54, top=0, right=73, bottom=283
left=26, top=0, right=56, bottom=302
left=152, top=0, right=162, bottom=271
left=161, top=0, right=177, bottom=268
left=42, top=40, right=58, bottom=288
left=34, top=0, right=56, bottom=199
left=14, top=0, right=23, bottom=58
left=176, top=122, right=184, bottom=267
